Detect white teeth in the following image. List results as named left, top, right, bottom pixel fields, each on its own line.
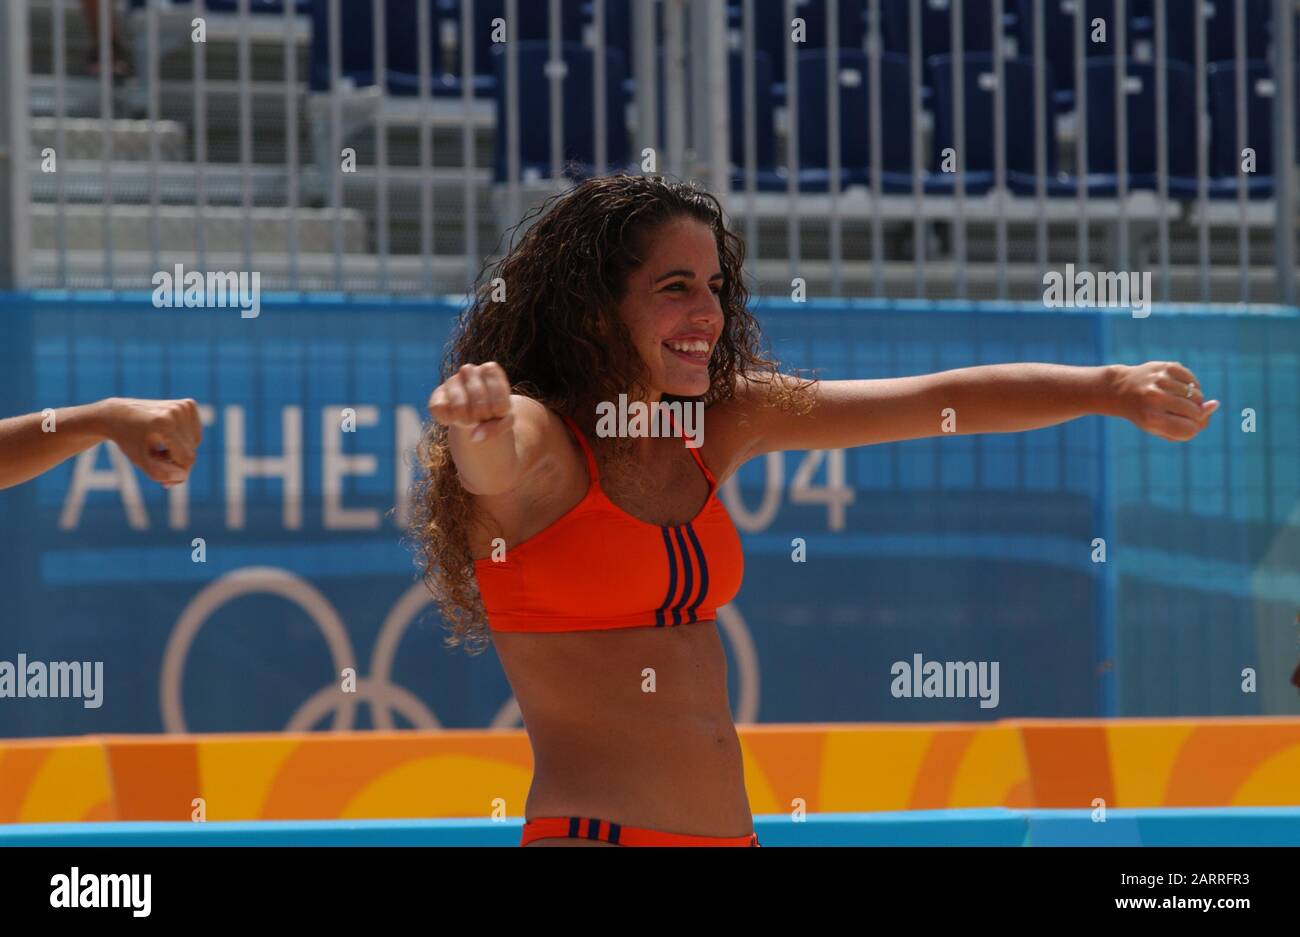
left=667, top=340, right=709, bottom=354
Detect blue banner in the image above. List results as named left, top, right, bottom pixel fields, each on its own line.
left=1, top=293, right=1296, bottom=735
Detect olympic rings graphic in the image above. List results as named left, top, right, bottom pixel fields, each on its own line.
left=160, top=566, right=760, bottom=733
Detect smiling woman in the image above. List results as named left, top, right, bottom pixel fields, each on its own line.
left=411, top=173, right=813, bottom=657
left=410, top=174, right=812, bottom=846
left=408, top=173, right=1219, bottom=848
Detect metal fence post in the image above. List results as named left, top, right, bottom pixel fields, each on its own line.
left=705, top=0, right=730, bottom=205
left=1275, top=0, right=1297, bottom=305
left=0, top=0, right=30, bottom=289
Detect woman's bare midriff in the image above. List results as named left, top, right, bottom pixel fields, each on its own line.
left=492, top=619, right=753, bottom=840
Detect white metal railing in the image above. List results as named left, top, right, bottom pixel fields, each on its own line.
left=3, top=0, right=1299, bottom=303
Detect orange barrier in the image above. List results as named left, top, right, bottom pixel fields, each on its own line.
left=2, top=717, right=1298, bottom=824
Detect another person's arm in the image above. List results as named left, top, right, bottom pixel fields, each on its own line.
left=732, top=361, right=1219, bottom=457
left=0, top=397, right=201, bottom=490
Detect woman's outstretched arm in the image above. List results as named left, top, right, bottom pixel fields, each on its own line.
left=731, top=361, right=1219, bottom=458
left=0, top=397, right=202, bottom=490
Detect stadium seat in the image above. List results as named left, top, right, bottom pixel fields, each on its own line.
left=793, top=49, right=914, bottom=192
left=1163, top=0, right=1270, bottom=67
left=1014, top=0, right=1150, bottom=111
left=729, top=0, right=870, bottom=103
left=1206, top=60, right=1300, bottom=198
left=490, top=41, right=630, bottom=182
left=927, top=54, right=1057, bottom=195
left=419, top=0, right=587, bottom=96
left=205, top=0, right=311, bottom=11
left=310, top=0, right=485, bottom=97
left=585, top=0, right=632, bottom=60
left=129, top=0, right=311, bottom=10
left=311, top=0, right=583, bottom=99
left=881, top=0, right=1000, bottom=64
left=1071, top=58, right=1199, bottom=196
left=309, top=0, right=384, bottom=92
left=728, top=51, right=783, bottom=190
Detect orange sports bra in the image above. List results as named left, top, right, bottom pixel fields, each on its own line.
left=473, top=411, right=745, bottom=633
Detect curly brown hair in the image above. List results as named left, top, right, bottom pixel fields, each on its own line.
left=408, top=172, right=813, bottom=654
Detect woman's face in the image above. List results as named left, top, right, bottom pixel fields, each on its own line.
left=616, top=216, right=725, bottom=401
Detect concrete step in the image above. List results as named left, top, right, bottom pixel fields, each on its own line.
left=744, top=259, right=1293, bottom=305
left=29, top=203, right=367, bottom=254
left=29, top=250, right=482, bottom=295
left=28, top=160, right=494, bottom=205
left=28, top=164, right=503, bottom=256
left=29, top=116, right=189, bottom=162
left=26, top=250, right=1291, bottom=304
left=730, top=214, right=1299, bottom=266
left=27, top=77, right=498, bottom=169
left=27, top=0, right=309, bottom=81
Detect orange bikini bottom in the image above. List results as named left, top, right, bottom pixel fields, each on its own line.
left=521, top=816, right=760, bottom=847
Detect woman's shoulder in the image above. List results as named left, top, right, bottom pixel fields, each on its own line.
left=702, top=371, right=819, bottom=476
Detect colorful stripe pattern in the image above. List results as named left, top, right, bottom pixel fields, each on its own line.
left=3, top=718, right=1299, bottom=824
left=655, top=522, right=710, bottom=626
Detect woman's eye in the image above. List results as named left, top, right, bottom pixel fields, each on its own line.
left=664, top=282, right=722, bottom=294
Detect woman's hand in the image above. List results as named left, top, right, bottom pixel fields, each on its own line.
left=427, top=362, right=514, bottom=443
left=99, top=397, right=203, bottom=486
left=1109, top=361, right=1219, bottom=441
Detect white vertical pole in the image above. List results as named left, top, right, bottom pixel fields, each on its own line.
left=0, top=0, right=30, bottom=288
left=665, top=0, right=687, bottom=177
left=827, top=0, right=842, bottom=295
left=706, top=0, right=729, bottom=204
left=1274, top=0, right=1297, bottom=304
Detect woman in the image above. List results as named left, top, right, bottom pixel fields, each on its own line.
left=412, top=173, right=1218, bottom=847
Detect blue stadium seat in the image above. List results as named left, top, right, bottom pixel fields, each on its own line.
left=435, top=0, right=586, bottom=94
left=206, top=0, right=311, bottom=11
left=1206, top=60, right=1300, bottom=198
left=383, top=0, right=489, bottom=96
left=130, top=0, right=310, bottom=10
left=585, top=0, right=631, bottom=59
left=881, top=0, right=999, bottom=63
left=1073, top=58, right=1199, bottom=196
left=791, top=0, right=869, bottom=51
left=1014, top=0, right=1149, bottom=111
left=729, top=0, right=869, bottom=103
left=309, top=0, right=382, bottom=92
left=1163, top=0, right=1270, bottom=66
left=491, top=41, right=630, bottom=182
left=927, top=54, right=1057, bottom=195
left=310, top=0, right=482, bottom=97
left=727, top=51, right=783, bottom=190
left=793, top=49, right=914, bottom=192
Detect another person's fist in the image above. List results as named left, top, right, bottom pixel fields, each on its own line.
left=101, top=397, right=202, bottom=486
left=427, top=362, right=514, bottom=443
left=1112, top=361, right=1219, bottom=442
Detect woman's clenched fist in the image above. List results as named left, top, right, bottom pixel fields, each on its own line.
left=101, top=396, right=203, bottom=486
left=427, top=362, right=514, bottom=442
